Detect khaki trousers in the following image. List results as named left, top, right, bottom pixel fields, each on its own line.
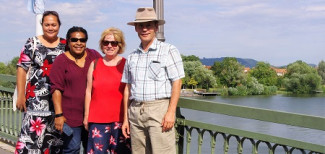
left=128, top=99, right=176, bottom=154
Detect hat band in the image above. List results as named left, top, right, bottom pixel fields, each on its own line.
left=135, top=18, right=158, bottom=21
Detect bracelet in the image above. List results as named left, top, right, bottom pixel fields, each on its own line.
left=55, top=113, right=63, bottom=118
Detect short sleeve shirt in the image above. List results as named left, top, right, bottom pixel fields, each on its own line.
left=49, top=48, right=101, bottom=127
left=17, top=36, right=66, bottom=113
left=121, top=38, right=185, bottom=102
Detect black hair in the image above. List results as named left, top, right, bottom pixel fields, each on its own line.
left=66, top=26, right=88, bottom=47
left=41, top=11, right=61, bottom=26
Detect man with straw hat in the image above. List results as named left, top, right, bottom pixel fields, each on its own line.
left=121, top=7, right=184, bottom=154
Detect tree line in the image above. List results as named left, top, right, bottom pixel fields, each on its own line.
left=181, top=55, right=325, bottom=95
left=1, top=56, right=325, bottom=95
left=0, top=57, right=18, bottom=88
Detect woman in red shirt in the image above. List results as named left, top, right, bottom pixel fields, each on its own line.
left=84, top=27, right=131, bottom=153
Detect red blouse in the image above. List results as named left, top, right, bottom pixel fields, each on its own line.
left=88, top=57, right=126, bottom=123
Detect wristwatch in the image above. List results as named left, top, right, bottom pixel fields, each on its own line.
left=55, top=113, right=63, bottom=118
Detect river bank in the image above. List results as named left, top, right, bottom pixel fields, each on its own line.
left=180, top=89, right=200, bottom=97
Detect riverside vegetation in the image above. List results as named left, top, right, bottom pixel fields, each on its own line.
left=181, top=55, right=325, bottom=96
left=1, top=56, right=325, bottom=96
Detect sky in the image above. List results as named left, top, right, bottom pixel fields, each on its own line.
left=0, top=0, right=324, bottom=66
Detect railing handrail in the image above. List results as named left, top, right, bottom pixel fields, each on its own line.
left=0, top=86, right=14, bottom=93
left=0, top=74, right=16, bottom=83
left=178, top=97, right=325, bottom=131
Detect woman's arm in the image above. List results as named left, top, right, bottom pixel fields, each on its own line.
left=49, top=55, right=66, bottom=132
left=52, top=89, right=66, bottom=132
left=16, top=67, right=27, bottom=112
left=122, top=83, right=131, bottom=138
left=84, top=61, right=95, bottom=131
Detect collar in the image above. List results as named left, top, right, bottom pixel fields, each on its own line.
left=137, top=38, right=158, bottom=53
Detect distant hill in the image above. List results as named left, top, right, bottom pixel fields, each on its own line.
left=200, top=57, right=317, bottom=68
left=200, top=57, right=259, bottom=68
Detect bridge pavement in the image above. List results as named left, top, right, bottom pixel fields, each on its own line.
left=0, top=141, right=14, bottom=154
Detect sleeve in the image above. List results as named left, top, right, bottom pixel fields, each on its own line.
left=17, top=37, right=34, bottom=71
left=49, top=55, right=66, bottom=94
left=121, top=57, right=131, bottom=84
left=166, top=45, right=185, bottom=81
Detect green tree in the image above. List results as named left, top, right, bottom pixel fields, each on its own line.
left=283, top=60, right=322, bottom=94
left=183, top=61, right=217, bottom=89
left=249, top=62, right=277, bottom=86
left=183, top=61, right=201, bottom=88
left=211, top=57, right=246, bottom=87
left=246, top=77, right=264, bottom=95
left=0, top=57, right=18, bottom=88
left=183, top=61, right=202, bottom=80
left=0, top=57, right=18, bottom=75
left=181, top=54, right=200, bottom=62
left=317, top=60, right=325, bottom=84
left=211, top=61, right=221, bottom=76
left=188, top=77, right=198, bottom=89
left=193, top=65, right=217, bottom=89
left=7, top=57, right=19, bottom=75
left=0, top=62, right=8, bottom=74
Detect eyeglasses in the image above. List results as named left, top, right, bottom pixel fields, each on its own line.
left=102, top=41, right=119, bottom=47
left=70, top=38, right=87, bottom=43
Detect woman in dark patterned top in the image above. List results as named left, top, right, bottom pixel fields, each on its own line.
left=15, top=11, right=66, bottom=154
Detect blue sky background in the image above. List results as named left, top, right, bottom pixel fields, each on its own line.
left=0, top=0, right=324, bottom=66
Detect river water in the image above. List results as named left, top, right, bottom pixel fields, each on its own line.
left=179, top=94, right=325, bottom=153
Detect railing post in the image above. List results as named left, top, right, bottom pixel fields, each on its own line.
left=176, top=107, right=185, bottom=154
left=0, top=93, right=4, bottom=132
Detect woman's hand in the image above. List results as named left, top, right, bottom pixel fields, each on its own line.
left=122, top=120, right=130, bottom=138
left=16, top=95, right=26, bottom=112
left=83, top=117, right=88, bottom=131
left=54, top=116, right=66, bottom=133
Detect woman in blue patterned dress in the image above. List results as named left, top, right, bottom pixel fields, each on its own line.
left=15, top=11, right=66, bottom=154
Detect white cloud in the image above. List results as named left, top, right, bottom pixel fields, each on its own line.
left=305, top=5, right=325, bottom=11
left=0, top=0, right=324, bottom=66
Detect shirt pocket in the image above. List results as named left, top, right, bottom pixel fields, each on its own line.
left=148, top=61, right=165, bottom=80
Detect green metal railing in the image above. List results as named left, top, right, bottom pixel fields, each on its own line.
left=175, top=98, right=325, bottom=154
left=0, top=74, right=22, bottom=144
left=1, top=74, right=325, bottom=153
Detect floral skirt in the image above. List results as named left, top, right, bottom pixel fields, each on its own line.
left=15, top=111, right=63, bottom=154
left=87, top=122, right=131, bottom=154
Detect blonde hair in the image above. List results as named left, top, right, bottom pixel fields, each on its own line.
left=99, top=27, right=126, bottom=54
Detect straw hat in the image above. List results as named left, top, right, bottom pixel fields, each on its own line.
left=127, top=7, right=165, bottom=26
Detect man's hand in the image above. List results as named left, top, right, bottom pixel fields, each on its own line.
left=122, top=120, right=130, bottom=138
left=54, top=116, right=66, bottom=133
left=161, top=111, right=175, bottom=132
left=16, top=96, right=26, bottom=112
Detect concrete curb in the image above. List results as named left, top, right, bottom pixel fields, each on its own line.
left=0, top=141, right=15, bottom=154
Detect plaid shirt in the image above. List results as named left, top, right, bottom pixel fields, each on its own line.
left=121, top=38, right=185, bottom=102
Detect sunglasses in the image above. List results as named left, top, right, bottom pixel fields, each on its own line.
left=102, top=41, right=119, bottom=47
left=70, top=38, right=87, bottom=43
